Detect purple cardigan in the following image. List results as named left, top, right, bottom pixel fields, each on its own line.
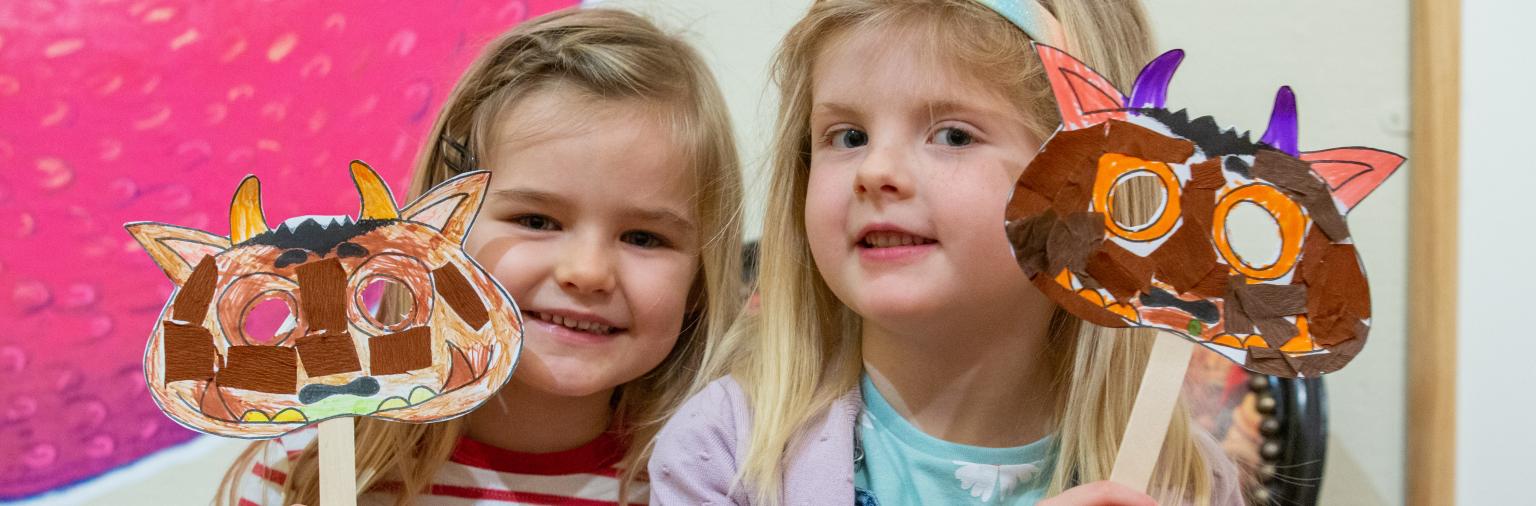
left=649, top=376, right=1246, bottom=505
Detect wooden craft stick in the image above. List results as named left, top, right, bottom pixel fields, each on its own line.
left=1109, top=331, right=1196, bottom=492
left=319, top=417, right=357, bottom=506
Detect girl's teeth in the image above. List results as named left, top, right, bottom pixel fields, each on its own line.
left=865, top=231, right=931, bottom=248
left=535, top=312, right=614, bottom=334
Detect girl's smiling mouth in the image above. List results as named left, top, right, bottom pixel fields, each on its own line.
left=856, top=225, right=938, bottom=262
left=859, top=230, right=937, bottom=248
left=524, top=309, right=626, bottom=341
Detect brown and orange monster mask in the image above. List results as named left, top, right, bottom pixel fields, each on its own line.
left=1007, top=45, right=1403, bottom=377
left=125, top=162, right=521, bottom=438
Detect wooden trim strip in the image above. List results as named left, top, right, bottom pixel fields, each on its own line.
left=1408, top=0, right=1459, bottom=504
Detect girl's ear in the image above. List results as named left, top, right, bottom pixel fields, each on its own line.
left=1033, top=43, right=1129, bottom=130
left=1300, top=147, right=1406, bottom=213
left=123, top=223, right=231, bottom=286
left=400, top=171, right=491, bottom=244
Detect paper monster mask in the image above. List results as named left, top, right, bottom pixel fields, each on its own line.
left=1006, top=45, right=1403, bottom=378
left=125, top=162, right=521, bottom=438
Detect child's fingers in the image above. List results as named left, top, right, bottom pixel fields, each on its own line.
left=1039, top=480, right=1158, bottom=506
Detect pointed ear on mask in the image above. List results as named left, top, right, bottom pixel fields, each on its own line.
left=1034, top=43, right=1129, bottom=130
left=1301, top=147, right=1406, bottom=213
left=399, top=170, right=491, bottom=244
left=123, top=222, right=231, bottom=285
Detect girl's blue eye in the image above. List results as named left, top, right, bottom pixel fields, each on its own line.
left=621, top=230, right=668, bottom=249
left=931, top=127, right=974, bottom=147
left=512, top=214, right=560, bottom=231
left=832, top=128, right=869, bottom=149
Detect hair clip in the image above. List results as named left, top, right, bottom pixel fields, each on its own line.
left=439, top=133, right=479, bottom=174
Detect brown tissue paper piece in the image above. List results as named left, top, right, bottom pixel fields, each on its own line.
left=1086, top=241, right=1155, bottom=300
left=219, top=345, right=298, bottom=394
left=1297, top=229, right=1372, bottom=346
left=173, top=255, right=219, bottom=323
left=1233, top=283, right=1308, bottom=318
left=295, top=331, right=362, bottom=377
left=1252, top=150, right=1350, bottom=242
left=1303, top=242, right=1372, bottom=319
left=1253, top=317, right=1300, bottom=348
left=163, top=320, right=219, bottom=383
left=1187, top=265, right=1229, bottom=299
left=1181, top=186, right=1217, bottom=229
left=1296, top=332, right=1366, bottom=376
left=1292, top=227, right=1331, bottom=286
left=1033, top=276, right=1127, bottom=328
left=1188, top=159, right=1226, bottom=190
left=296, top=258, right=349, bottom=332
left=1047, top=212, right=1106, bottom=277
left=1053, top=178, right=1097, bottom=217
left=1310, top=306, right=1366, bottom=347
left=1149, top=201, right=1215, bottom=293
left=1106, top=120, right=1196, bottom=163
left=433, top=264, right=490, bottom=330
left=1008, top=210, right=1057, bottom=278
left=1021, top=125, right=1106, bottom=202
left=1223, top=276, right=1255, bottom=334
left=1006, top=186, right=1053, bottom=222
left=1245, top=347, right=1296, bottom=377
left=1232, top=281, right=1307, bottom=347
left=370, top=326, right=433, bottom=375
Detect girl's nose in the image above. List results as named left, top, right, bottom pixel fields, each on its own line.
left=554, top=234, right=618, bottom=294
left=853, top=143, right=915, bottom=199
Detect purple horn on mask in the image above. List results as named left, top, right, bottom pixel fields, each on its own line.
left=1126, top=49, right=1185, bottom=111
left=1260, top=86, right=1299, bottom=156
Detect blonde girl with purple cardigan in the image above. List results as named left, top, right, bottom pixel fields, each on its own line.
left=650, top=1, right=1242, bottom=504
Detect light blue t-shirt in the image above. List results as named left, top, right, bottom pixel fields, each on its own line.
left=854, top=375, right=1055, bottom=505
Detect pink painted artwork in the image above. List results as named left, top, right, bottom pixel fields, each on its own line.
left=0, top=0, right=577, bottom=500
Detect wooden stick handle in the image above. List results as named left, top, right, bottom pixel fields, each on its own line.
left=318, top=417, right=358, bottom=506
left=1109, top=331, right=1196, bottom=492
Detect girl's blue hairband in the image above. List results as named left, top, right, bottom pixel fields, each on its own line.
left=973, top=0, right=1067, bottom=48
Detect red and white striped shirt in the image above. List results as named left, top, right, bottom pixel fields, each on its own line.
left=238, top=427, right=648, bottom=505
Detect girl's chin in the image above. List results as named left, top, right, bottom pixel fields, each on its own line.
left=852, top=294, right=952, bottom=324
left=506, top=355, right=629, bottom=399
left=511, top=372, right=618, bottom=399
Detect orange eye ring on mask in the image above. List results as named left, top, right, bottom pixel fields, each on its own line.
left=1092, top=153, right=1182, bottom=242
left=1212, top=184, right=1307, bottom=280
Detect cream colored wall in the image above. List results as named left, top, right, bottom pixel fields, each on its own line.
left=58, top=1, right=1409, bottom=504
left=1457, top=0, right=1536, bottom=503
left=592, top=0, right=806, bottom=236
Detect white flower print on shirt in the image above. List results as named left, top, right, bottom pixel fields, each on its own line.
left=953, top=460, right=1043, bottom=502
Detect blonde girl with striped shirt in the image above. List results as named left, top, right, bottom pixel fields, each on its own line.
left=218, top=7, right=743, bottom=505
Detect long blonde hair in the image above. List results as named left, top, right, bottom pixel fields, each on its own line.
left=693, top=1, right=1212, bottom=504
left=217, top=7, right=743, bottom=505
